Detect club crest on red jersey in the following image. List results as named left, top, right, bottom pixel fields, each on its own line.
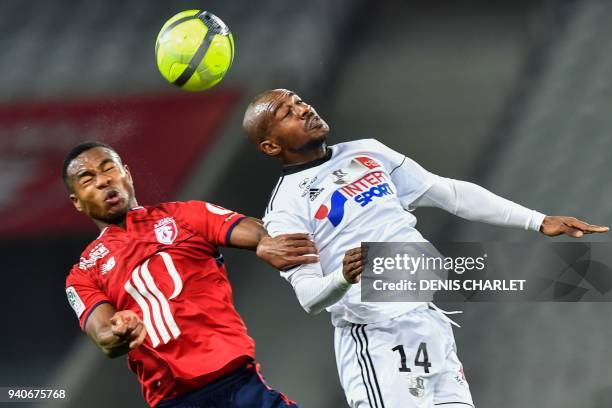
left=154, top=217, right=178, bottom=245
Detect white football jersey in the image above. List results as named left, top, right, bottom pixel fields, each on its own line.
left=263, top=139, right=435, bottom=327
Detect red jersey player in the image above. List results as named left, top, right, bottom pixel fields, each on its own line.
left=63, top=142, right=317, bottom=407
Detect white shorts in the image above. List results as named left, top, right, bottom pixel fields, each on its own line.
left=334, top=305, right=474, bottom=408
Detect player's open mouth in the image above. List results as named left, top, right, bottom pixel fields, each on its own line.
left=307, top=115, right=322, bottom=130
left=105, top=190, right=121, bottom=205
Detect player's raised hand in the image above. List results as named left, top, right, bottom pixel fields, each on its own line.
left=343, top=246, right=368, bottom=284
left=540, top=216, right=609, bottom=238
left=110, top=310, right=147, bottom=350
left=257, top=233, right=319, bottom=270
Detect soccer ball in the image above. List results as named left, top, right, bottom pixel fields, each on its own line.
left=155, top=10, right=235, bottom=91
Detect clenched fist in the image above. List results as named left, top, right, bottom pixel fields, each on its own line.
left=110, top=310, right=147, bottom=350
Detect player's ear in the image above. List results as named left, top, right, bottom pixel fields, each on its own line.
left=70, top=193, right=83, bottom=212
left=124, top=164, right=134, bottom=184
left=260, top=139, right=281, bottom=157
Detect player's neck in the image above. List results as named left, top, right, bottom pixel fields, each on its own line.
left=94, top=198, right=139, bottom=231
left=282, top=144, right=328, bottom=167
left=95, top=217, right=126, bottom=231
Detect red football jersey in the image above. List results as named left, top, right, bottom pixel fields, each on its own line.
left=65, top=201, right=255, bottom=407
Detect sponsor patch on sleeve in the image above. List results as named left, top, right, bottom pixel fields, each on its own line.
left=66, top=286, right=86, bottom=318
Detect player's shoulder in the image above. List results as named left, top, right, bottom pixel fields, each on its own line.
left=333, top=138, right=406, bottom=168
left=67, top=232, right=110, bottom=282
left=147, top=200, right=207, bottom=220
left=264, top=174, right=298, bottom=216
left=155, top=200, right=226, bottom=211
left=154, top=200, right=238, bottom=218
left=148, top=200, right=191, bottom=213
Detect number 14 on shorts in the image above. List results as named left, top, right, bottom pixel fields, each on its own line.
left=392, top=342, right=432, bottom=373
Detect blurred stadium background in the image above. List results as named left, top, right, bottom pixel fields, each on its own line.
left=1, top=0, right=611, bottom=407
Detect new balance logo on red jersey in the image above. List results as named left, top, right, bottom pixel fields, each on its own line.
left=124, top=252, right=183, bottom=348
left=100, top=256, right=116, bottom=274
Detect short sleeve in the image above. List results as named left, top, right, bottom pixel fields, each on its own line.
left=263, top=207, right=312, bottom=238
left=178, top=200, right=246, bottom=246
left=65, top=266, right=111, bottom=330
left=363, top=139, right=436, bottom=210
left=264, top=206, right=315, bottom=282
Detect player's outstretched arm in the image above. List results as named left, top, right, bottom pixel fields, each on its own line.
left=539, top=216, right=609, bottom=238
left=413, top=175, right=609, bottom=235
left=413, top=176, right=544, bottom=230
left=84, top=303, right=146, bottom=358
left=413, top=176, right=610, bottom=236
left=227, top=217, right=319, bottom=270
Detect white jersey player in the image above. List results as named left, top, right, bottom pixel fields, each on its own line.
left=242, top=89, right=609, bottom=408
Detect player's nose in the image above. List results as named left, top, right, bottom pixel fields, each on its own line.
left=299, top=103, right=312, bottom=119
left=95, top=173, right=112, bottom=189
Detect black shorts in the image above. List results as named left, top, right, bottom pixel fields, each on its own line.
left=156, top=363, right=298, bottom=408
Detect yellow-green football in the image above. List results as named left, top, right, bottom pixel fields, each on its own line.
left=155, top=10, right=234, bottom=91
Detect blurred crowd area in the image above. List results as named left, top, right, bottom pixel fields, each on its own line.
left=1, top=1, right=611, bottom=407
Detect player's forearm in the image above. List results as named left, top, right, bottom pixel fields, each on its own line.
left=292, top=268, right=351, bottom=314
left=415, top=175, right=545, bottom=231
left=227, top=217, right=267, bottom=250
left=84, top=303, right=131, bottom=358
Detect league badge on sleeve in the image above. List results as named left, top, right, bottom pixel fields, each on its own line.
left=66, top=286, right=86, bottom=318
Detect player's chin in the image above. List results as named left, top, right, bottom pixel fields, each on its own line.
left=102, top=204, right=129, bottom=223
left=310, top=125, right=329, bottom=142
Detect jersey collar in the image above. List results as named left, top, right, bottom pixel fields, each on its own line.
left=97, top=206, right=147, bottom=237
left=97, top=226, right=109, bottom=239
left=281, top=148, right=333, bottom=175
